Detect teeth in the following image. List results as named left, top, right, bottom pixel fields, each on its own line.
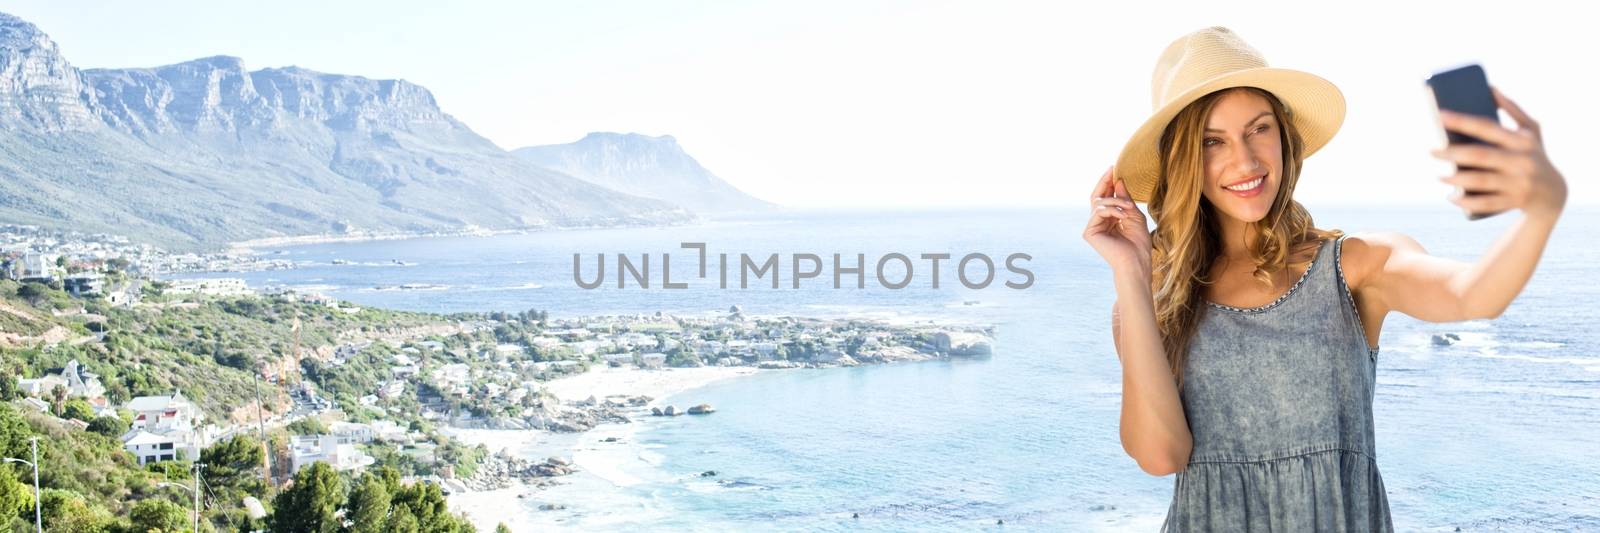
left=1225, top=177, right=1263, bottom=191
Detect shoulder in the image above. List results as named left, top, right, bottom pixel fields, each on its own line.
left=1333, top=231, right=1426, bottom=291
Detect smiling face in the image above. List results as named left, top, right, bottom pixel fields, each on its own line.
left=1198, top=88, right=1284, bottom=224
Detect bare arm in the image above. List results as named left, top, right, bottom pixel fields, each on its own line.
left=1355, top=210, right=1559, bottom=323
left=1379, top=85, right=1569, bottom=322
left=1086, top=166, right=1191, bottom=476
left=1112, top=270, right=1192, bottom=476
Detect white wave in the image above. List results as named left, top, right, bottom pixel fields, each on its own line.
left=360, top=283, right=450, bottom=292
left=290, top=284, right=341, bottom=293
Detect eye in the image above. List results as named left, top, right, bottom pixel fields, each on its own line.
left=1252, top=124, right=1271, bottom=135
left=1203, top=137, right=1221, bottom=147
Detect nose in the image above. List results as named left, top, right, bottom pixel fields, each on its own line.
left=1228, top=140, right=1260, bottom=178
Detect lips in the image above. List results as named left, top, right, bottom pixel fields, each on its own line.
left=1223, top=172, right=1267, bottom=190
left=1222, top=172, right=1267, bottom=198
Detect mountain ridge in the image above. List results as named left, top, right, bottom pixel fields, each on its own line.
left=0, top=11, right=697, bottom=252
left=514, top=131, right=774, bottom=214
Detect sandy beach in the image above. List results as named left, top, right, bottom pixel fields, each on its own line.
left=540, top=364, right=760, bottom=403
left=445, top=364, right=763, bottom=530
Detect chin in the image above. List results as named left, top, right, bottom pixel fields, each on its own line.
left=1213, top=184, right=1277, bottom=222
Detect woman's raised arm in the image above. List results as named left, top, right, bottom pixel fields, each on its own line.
left=1354, top=86, right=1567, bottom=323
left=1084, top=167, right=1192, bottom=476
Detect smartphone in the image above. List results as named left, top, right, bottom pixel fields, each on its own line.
left=1425, top=63, right=1505, bottom=220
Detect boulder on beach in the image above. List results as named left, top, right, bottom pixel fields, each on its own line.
left=663, top=405, right=680, bottom=416
left=1432, top=333, right=1461, bottom=346
left=934, top=331, right=993, bottom=356
left=688, top=403, right=716, bottom=415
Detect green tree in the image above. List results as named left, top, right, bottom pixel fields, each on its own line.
left=87, top=415, right=128, bottom=438
left=389, top=481, right=472, bottom=533
left=495, top=524, right=512, bottom=533
left=62, top=398, right=96, bottom=422
left=0, top=466, right=33, bottom=522
left=385, top=504, right=419, bottom=532
left=0, top=404, right=32, bottom=460
left=39, top=488, right=116, bottom=532
left=269, top=462, right=345, bottom=533
left=344, top=472, right=391, bottom=533
left=17, top=282, right=47, bottom=305
left=286, top=417, right=328, bottom=436
left=49, top=385, right=68, bottom=416
left=200, top=435, right=266, bottom=500
left=0, top=371, right=18, bottom=401
left=129, top=498, right=190, bottom=532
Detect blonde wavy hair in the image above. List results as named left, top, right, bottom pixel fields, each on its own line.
left=1146, top=86, right=1345, bottom=391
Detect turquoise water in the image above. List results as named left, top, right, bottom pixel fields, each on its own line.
left=181, top=206, right=1600, bottom=531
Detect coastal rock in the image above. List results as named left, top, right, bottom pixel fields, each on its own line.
left=856, top=345, right=931, bottom=364
left=603, top=394, right=651, bottom=408
left=529, top=402, right=631, bottom=432
left=1432, top=333, right=1461, bottom=346
left=934, top=331, right=993, bottom=356
left=663, top=405, right=679, bottom=416
left=460, top=454, right=578, bottom=491
left=687, top=403, right=715, bottom=415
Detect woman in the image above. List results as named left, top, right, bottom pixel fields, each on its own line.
left=1081, top=27, right=1567, bottom=531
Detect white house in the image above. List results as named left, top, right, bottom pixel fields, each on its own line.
left=9, top=253, right=56, bottom=282
left=369, top=420, right=411, bottom=443
left=121, top=391, right=212, bottom=464
left=18, top=359, right=106, bottom=399
left=327, top=421, right=375, bottom=444
left=289, top=435, right=375, bottom=473
left=376, top=379, right=406, bottom=400
left=127, top=391, right=202, bottom=432
left=165, top=278, right=252, bottom=297
left=123, top=430, right=189, bottom=465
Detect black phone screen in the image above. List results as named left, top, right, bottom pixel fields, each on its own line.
left=1426, top=63, right=1505, bottom=220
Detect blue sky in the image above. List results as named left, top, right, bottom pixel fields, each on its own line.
left=7, top=0, right=1596, bottom=208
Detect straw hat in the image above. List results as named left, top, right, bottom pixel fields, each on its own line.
left=1114, top=26, right=1346, bottom=203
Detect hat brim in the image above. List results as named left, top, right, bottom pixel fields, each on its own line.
left=1114, top=68, right=1346, bottom=203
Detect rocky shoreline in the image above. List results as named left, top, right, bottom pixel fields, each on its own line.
left=460, top=452, right=579, bottom=492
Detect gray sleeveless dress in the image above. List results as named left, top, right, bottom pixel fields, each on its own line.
left=1161, top=234, right=1395, bottom=532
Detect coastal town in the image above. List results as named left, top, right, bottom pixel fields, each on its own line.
left=0, top=226, right=996, bottom=530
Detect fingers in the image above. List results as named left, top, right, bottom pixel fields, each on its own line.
left=1093, top=196, right=1137, bottom=213
left=1438, top=109, right=1533, bottom=151
left=1113, top=177, right=1131, bottom=201
left=1431, top=144, right=1520, bottom=172
left=1489, top=85, right=1541, bottom=140
left=1448, top=189, right=1513, bottom=215
left=1437, top=170, right=1502, bottom=192
left=1084, top=203, right=1129, bottom=239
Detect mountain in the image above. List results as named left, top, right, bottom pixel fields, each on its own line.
left=514, top=132, right=775, bottom=214
left=0, top=12, right=693, bottom=251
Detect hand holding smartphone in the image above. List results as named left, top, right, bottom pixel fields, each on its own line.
left=1425, top=63, right=1506, bottom=220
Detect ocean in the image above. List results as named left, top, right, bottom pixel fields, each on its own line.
left=175, top=205, right=1600, bottom=531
